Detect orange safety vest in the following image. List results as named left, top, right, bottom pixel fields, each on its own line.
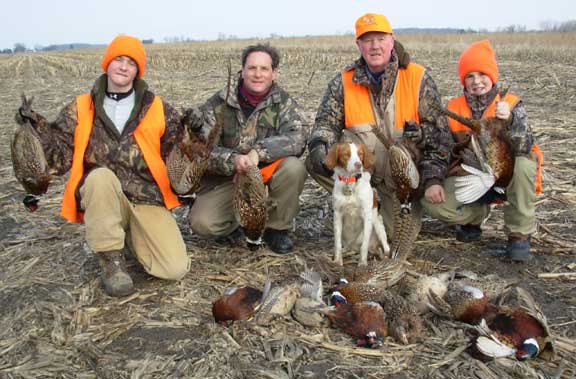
left=260, top=158, right=284, bottom=183
left=61, top=93, right=180, bottom=223
left=342, top=63, right=425, bottom=128
left=447, top=94, right=543, bottom=195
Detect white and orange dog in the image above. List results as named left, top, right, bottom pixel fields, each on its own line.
left=325, top=142, right=390, bottom=266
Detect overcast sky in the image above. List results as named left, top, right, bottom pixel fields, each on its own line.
left=1, top=0, right=573, bottom=49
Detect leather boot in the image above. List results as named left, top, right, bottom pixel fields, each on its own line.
left=263, top=228, right=293, bottom=254
left=507, top=234, right=532, bottom=262
left=97, top=250, right=135, bottom=297
left=455, top=224, right=482, bottom=242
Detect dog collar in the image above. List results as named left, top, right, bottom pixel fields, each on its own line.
left=338, top=173, right=362, bottom=183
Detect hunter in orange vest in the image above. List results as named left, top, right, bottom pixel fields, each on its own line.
left=306, top=12, right=452, bottom=241
left=184, top=44, right=308, bottom=254
left=421, top=39, right=541, bottom=262
left=13, top=35, right=190, bottom=297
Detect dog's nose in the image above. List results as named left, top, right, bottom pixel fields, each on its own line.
left=354, top=161, right=362, bottom=170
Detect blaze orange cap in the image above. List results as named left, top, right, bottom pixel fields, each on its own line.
left=101, top=35, right=146, bottom=78
left=355, top=13, right=393, bottom=38
left=458, top=39, right=498, bottom=85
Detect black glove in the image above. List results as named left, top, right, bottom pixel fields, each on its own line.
left=182, top=107, right=204, bottom=133
left=403, top=121, right=423, bottom=144
left=309, top=142, right=333, bottom=178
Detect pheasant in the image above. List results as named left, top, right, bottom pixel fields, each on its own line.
left=427, top=281, right=489, bottom=325
left=471, top=286, right=555, bottom=361
left=167, top=61, right=232, bottom=197
left=11, top=95, right=51, bottom=211
left=292, top=270, right=326, bottom=327
left=371, top=123, right=421, bottom=260
left=378, top=290, right=422, bottom=345
left=432, top=88, right=516, bottom=204
left=212, top=285, right=263, bottom=326
left=324, top=301, right=388, bottom=348
left=314, top=255, right=407, bottom=290
left=253, top=281, right=299, bottom=325
left=330, top=281, right=384, bottom=307
left=233, top=150, right=268, bottom=251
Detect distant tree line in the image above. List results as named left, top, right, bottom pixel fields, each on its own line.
left=2, top=21, right=575, bottom=54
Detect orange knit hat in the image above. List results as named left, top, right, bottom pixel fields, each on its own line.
left=458, top=39, right=498, bottom=85
left=355, top=13, right=393, bottom=38
left=101, top=35, right=146, bottom=78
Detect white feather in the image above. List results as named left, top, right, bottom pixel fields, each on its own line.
left=476, top=336, right=517, bottom=358
left=454, top=164, right=495, bottom=204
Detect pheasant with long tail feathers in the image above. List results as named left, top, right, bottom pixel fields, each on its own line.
left=11, top=95, right=52, bottom=211
left=371, top=124, right=421, bottom=260
left=167, top=61, right=232, bottom=196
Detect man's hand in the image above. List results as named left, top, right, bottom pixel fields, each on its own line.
left=309, top=143, right=333, bottom=178
left=425, top=184, right=445, bottom=204
left=495, top=101, right=511, bottom=121
left=234, top=154, right=255, bottom=174
left=403, top=121, right=423, bottom=144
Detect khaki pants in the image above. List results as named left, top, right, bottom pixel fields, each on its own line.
left=421, top=156, right=537, bottom=236
left=80, top=168, right=190, bottom=280
left=189, top=157, right=307, bottom=236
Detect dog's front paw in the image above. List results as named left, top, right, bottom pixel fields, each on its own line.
left=358, top=259, right=368, bottom=267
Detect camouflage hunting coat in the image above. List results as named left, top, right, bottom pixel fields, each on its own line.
left=309, top=49, right=453, bottom=189
left=188, top=75, right=308, bottom=176
left=33, top=75, right=183, bottom=207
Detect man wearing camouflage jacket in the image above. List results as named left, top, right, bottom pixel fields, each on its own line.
left=14, top=35, right=190, bottom=297
left=185, top=44, right=308, bottom=254
left=306, top=13, right=453, bottom=237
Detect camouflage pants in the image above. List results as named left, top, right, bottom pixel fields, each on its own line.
left=79, top=168, right=190, bottom=280
left=421, top=156, right=538, bottom=236
left=189, top=157, right=307, bottom=236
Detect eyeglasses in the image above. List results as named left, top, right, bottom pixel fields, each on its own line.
left=360, top=37, right=390, bottom=45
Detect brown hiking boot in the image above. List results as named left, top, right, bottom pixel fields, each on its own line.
left=97, top=250, right=135, bottom=297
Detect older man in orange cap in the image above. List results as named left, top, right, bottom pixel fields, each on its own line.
left=14, top=35, right=191, bottom=296
left=306, top=13, right=452, bottom=242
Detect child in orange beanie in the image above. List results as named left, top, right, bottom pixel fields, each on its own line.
left=421, top=39, right=543, bottom=262
left=13, top=35, right=192, bottom=296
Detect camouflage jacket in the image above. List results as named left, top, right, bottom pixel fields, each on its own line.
left=33, top=75, right=183, bottom=207
left=187, top=75, right=308, bottom=176
left=309, top=50, right=453, bottom=188
left=462, top=85, right=533, bottom=156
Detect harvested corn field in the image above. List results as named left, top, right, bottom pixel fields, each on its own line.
left=0, top=33, right=575, bottom=378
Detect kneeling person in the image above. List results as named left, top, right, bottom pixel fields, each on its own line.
left=13, top=35, right=191, bottom=296
left=185, top=44, right=308, bottom=254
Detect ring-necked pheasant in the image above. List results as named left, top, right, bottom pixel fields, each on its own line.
left=233, top=150, right=268, bottom=251
left=324, top=301, right=388, bottom=348
left=471, top=287, right=555, bottom=361
left=292, top=270, right=326, bottom=327
left=167, top=61, right=232, bottom=197
left=212, top=285, right=264, bottom=326
left=371, top=123, right=421, bottom=260
left=432, top=88, right=516, bottom=204
left=11, top=95, right=51, bottom=211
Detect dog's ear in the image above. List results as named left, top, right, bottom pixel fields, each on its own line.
left=324, top=143, right=340, bottom=170
left=359, top=144, right=375, bottom=169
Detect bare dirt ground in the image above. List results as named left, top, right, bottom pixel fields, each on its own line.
left=0, top=34, right=575, bottom=378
